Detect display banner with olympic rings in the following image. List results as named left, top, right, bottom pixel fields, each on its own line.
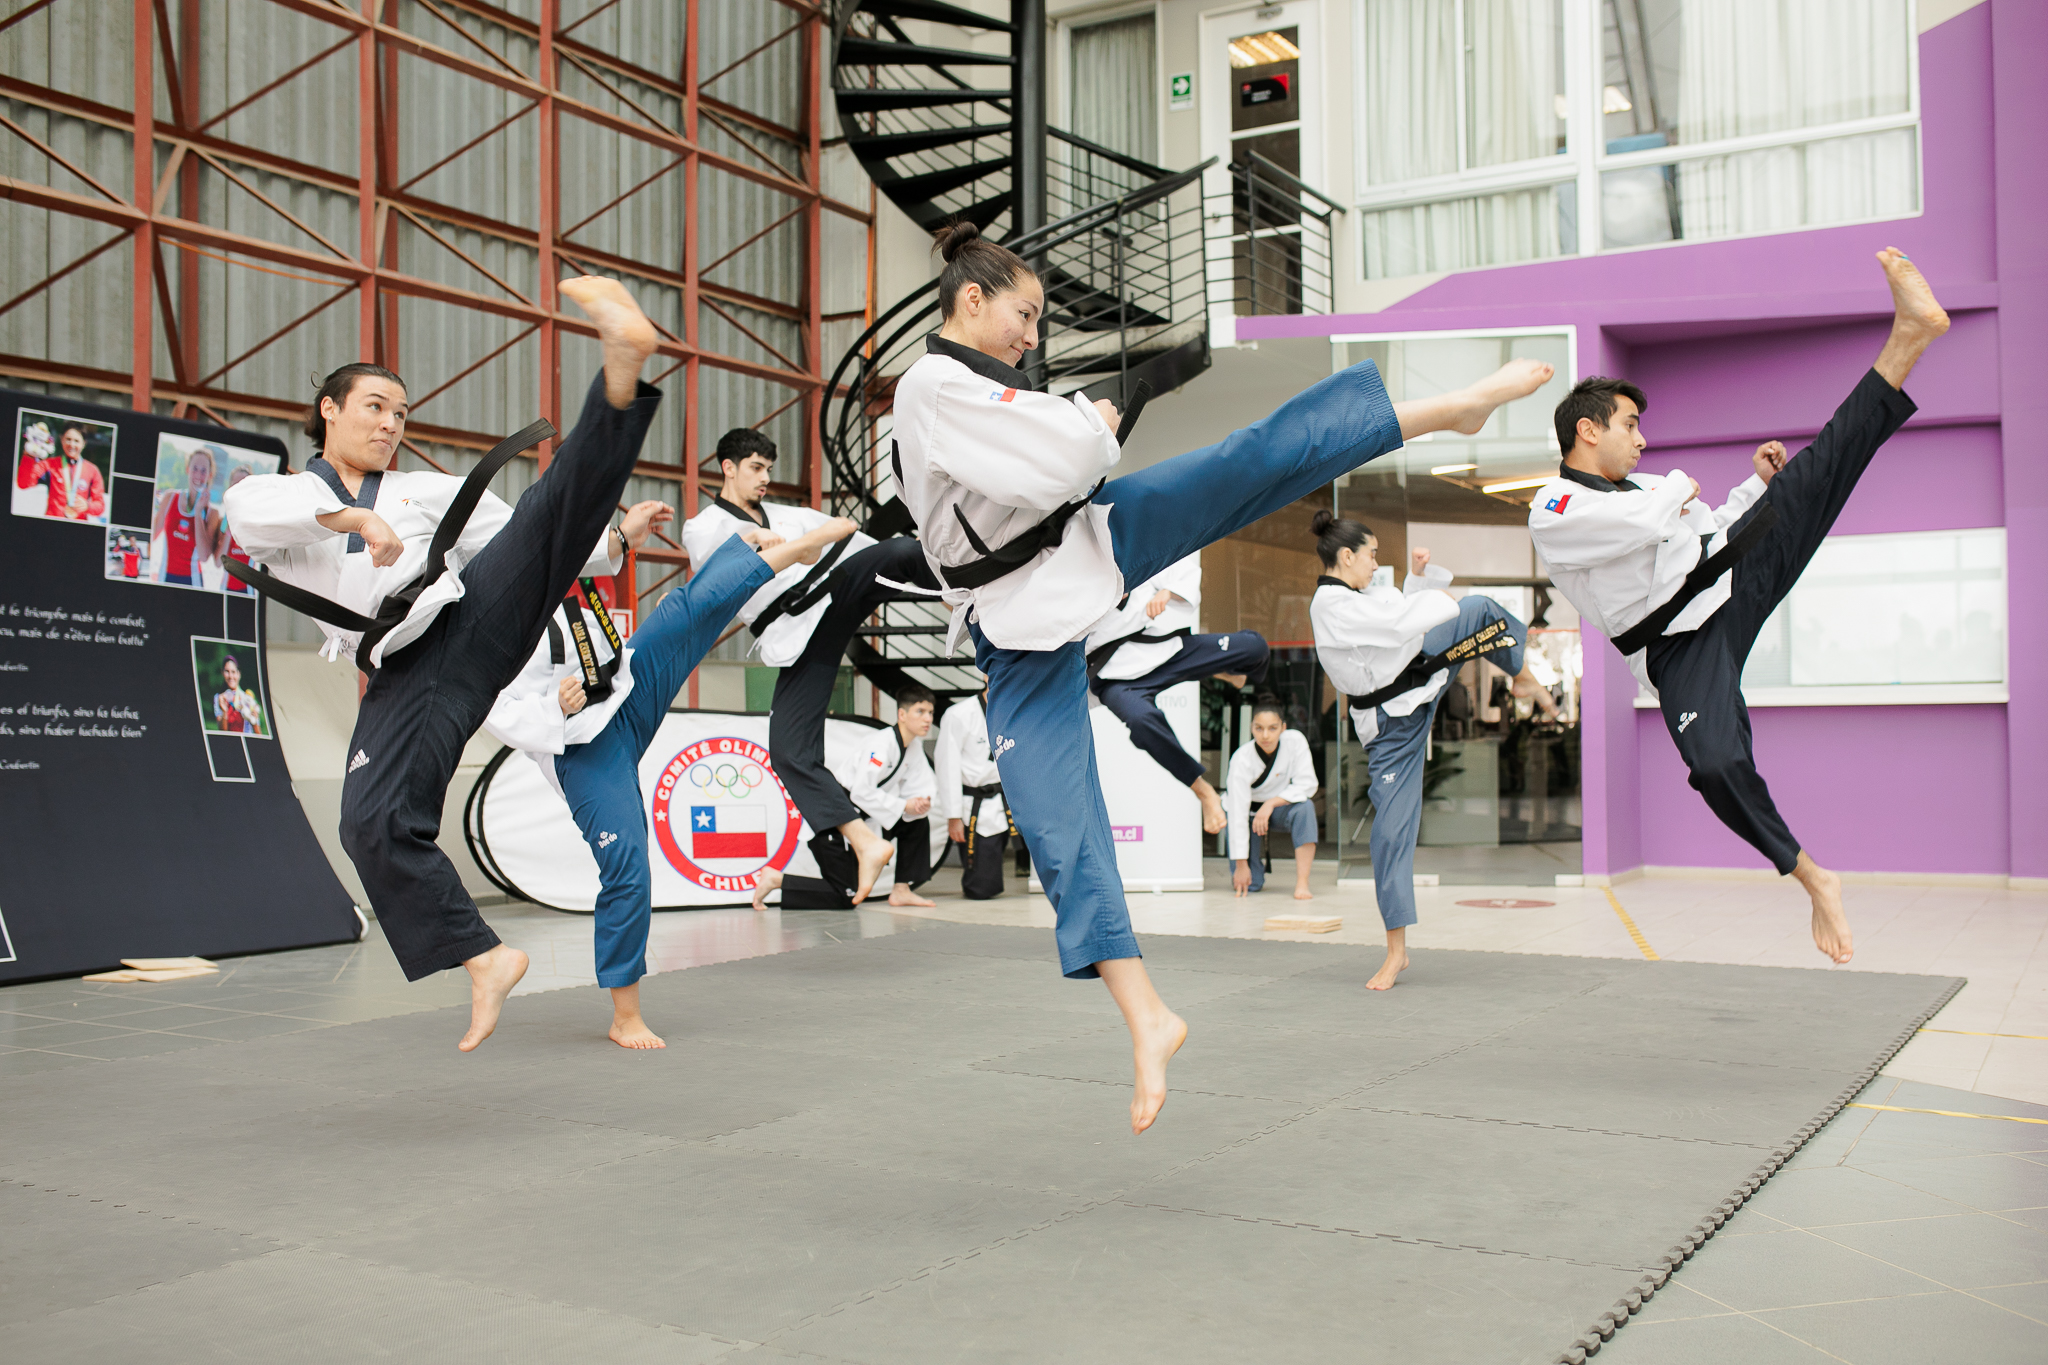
left=465, top=709, right=898, bottom=910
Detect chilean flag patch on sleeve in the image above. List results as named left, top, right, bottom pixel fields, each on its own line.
left=988, top=388, right=1017, bottom=402
left=1544, top=493, right=1572, bottom=513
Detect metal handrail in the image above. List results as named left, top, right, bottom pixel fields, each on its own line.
left=1048, top=126, right=1174, bottom=182
left=1241, top=150, right=1347, bottom=216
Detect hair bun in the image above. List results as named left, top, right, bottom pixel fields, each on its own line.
left=932, top=220, right=981, bottom=263
left=1309, top=508, right=1335, bottom=537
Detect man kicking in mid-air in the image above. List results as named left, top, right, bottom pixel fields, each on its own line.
left=1529, top=247, right=1948, bottom=966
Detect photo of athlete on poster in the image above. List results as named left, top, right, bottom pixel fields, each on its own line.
left=146, top=435, right=279, bottom=591
left=105, top=529, right=150, bottom=582
left=12, top=408, right=114, bottom=526
left=190, top=636, right=270, bottom=740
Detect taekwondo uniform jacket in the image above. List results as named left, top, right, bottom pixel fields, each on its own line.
left=892, top=336, right=1124, bottom=653
left=933, top=695, right=1007, bottom=836
left=679, top=497, right=874, bottom=668
left=829, top=724, right=936, bottom=834
left=480, top=598, right=634, bottom=796
left=1527, top=467, right=1766, bottom=697
left=224, top=464, right=620, bottom=668
left=1084, top=553, right=1202, bottom=682
left=1223, top=729, right=1319, bottom=861
left=1310, top=563, right=1460, bottom=744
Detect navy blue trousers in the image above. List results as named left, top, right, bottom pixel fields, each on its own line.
left=554, top=535, right=770, bottom=987
left=978, top=359, right=1403, bottom=977
left=1096, top=631, right=1270, bottom=786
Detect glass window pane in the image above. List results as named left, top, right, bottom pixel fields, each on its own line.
left=1602, top=126, right=1918, bottom=249
left=1464, top=0, right=1566, bottom=168
left=1360, top=0, right=1458, bottom=184
left=1072, top=15, right=1158, bottom=163
left=1361, top=183, right=1577, bottom=278
left=1602, top=0, right=1912, bottom=153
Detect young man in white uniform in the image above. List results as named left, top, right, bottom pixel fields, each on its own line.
left=934, top=688, right=1013, bottom=899
left=1529, top=248, right=1948, bottom=965
left=1085, top=553, right=1266, bottom=834
left=1225, top=698, right=1320, bottom=900
left=829, top=684, right=939, bottom=909
left=224, top=276, right=661, bottom=1051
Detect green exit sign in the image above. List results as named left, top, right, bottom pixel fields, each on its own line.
left=1169, top=71, right=1193, bottom=110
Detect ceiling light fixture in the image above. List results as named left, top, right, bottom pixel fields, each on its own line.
left=1481, top=476, right=1553, bottom=494
left=1431, top=463, right=1479, bottom=475
left=1603, top=85, right=1633, bottom=114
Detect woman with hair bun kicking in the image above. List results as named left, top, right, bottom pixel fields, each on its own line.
left=1310, top=517, right=1557, bottom=990
left=892, top=220, right=1554, bottom=1131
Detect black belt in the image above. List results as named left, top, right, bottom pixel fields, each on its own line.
left=962, top=781, right=1003, bottom=800
left=1350, top=615, right=1520, bottom=712
left=546, top=578, right=624, bottom=700
left=885, top=379, right=1154, bottom=593
left=224, top=418, right=556, bottom=672
left=1609, top=502, right=1779, bottom=656
left=748, top=532, right=853, bottom=638
left=1086, top=624, right=1190, bottom=682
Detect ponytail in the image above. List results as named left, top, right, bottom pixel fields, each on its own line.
left=931, top=221, right=1034, bottom=319
left=1309, top=508, right=1373, bottom=568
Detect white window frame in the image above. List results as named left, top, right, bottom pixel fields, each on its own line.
left=1349, top=0, right=1924, bottom=267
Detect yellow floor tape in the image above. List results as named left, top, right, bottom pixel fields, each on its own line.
left=1918, top=1027, right=2048, bottom=1042
left=1603, top=887, right=1659, bottom=961
left=1846, top=1102, right=2048, bottom=1126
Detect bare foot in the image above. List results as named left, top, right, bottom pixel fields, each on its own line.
left=1366, top=944, right=1409, bottom=991
left=1293, top=885, right=1314, bottom=901
left=1793, top=853, right=1853, bottom=963
left=1878, top=247, right=1950, bottom=341
left=1130, top=1008, right=1188, bottom=1136
left=1511, top=673, right=1561, bottom=719
left=750, top=865, right=782, bottom=912
left=851, top=837, right=894, bottom=905
left=558, top=274, right=658, bottom=405
left=1447, top=358, right=1554, bottom=435
left=888, top=885, right=936, bottom=908
left=1196, top=785, right=1226, bottom=836
left=458, top=944, right=528, bottom=1052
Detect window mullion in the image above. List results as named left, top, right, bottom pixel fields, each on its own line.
left=1454, top=0, right=1469, bottom=175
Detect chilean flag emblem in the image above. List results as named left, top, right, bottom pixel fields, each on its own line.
left=1544, top=493, right=1572, bottom=513
left=988, top=387, right=1017, bottom=402
left=691, top=805, right=767, bottom=859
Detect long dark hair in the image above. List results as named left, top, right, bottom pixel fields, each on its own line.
left=931, top=221, right=1034, bottom=319
left=1309, top=508, right=1373, bottom=568
left=304, top=362, right=407, bottom=451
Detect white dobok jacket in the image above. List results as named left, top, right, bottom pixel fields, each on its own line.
left=480, top=598, right=634, bottom=795
left=1223, top=729, right=1319, bottom=861
left=679, top=498, right=874, bottom=668
left=933, top=695, right=1007, bottom=836
left=1311, top=562, right=1460, bottom=745
left=1084, top=552, right=1202, bottom=682
left=828, top=723, right=936, bottom=833
left=892, top=336, right=1124, bottom=653
left=1527, top=467, right=1766, bottom=696
left=223, top=464, right=619, bottom=668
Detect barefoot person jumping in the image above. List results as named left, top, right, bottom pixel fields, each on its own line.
left=225, top=276, right=663, bottom=1051
left=482, top=514, right=857, bottom=1048
left=1312, top=532, right=1556, bottom=989
left=893, top=222, right=1553, bottom=1133
left=1530, top=248, right=1947, bottom=965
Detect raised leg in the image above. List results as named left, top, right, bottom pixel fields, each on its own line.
left=606, top=535, right=771, bottom=757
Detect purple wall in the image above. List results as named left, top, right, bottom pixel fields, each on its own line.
left=1244, top=4, right=2032, bottom=878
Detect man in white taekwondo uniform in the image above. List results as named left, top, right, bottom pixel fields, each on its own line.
left=934, top=688, right=1015, bottom=900
left=828, top=684, right=940, bottom=908
left=1529, top=246, right=1949, bottom=967
left=223, top=275, right=662, bottom=1052
left=1084, top=553, right=1268, bottom=835
left=1224, top=698, right=1320, bottom=900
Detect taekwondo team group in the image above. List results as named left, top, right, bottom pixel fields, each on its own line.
left=224, top=235, right=1952, bottom=1135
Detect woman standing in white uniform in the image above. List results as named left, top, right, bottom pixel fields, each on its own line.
left=1310, top=516, right=1557, bottom=990
left=891, top=223, right=1554, bottom=1132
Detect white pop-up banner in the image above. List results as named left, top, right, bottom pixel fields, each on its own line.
left=464, top=709, right=898, bottom=910
left=1034, top=681, right=1204, bottom=893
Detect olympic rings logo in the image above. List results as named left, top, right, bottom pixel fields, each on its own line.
left=685, top=759, right=765, bottom=799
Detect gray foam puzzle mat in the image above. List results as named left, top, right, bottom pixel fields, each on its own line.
left=1, top=923, right=1961, bottom=1364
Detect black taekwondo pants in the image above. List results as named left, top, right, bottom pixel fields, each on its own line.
left=1094, top=631, right=1271, bottom=785
left=339, top=373, right=660, bottom=979
left=1644, top=368, right=1915, bottom=874
left=768, top=536, right=940, bottom=906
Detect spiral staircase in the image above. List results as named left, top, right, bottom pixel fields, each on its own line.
left=818, top=0, right=1336, bottom=702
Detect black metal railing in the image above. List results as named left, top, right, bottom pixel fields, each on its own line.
left=1204, top=151, right=1342, bottom=318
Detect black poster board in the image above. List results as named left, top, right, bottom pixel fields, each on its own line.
left=0, top=387, right=358, bottom=983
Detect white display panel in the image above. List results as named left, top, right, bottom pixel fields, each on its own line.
left=1034, top=682, right=1205, bottom=894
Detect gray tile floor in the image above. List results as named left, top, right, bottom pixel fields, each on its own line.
left=2, top=912, right=2004, bottom=1364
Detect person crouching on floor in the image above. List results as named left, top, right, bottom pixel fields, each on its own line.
left=1227, top=695, right=1320, bottom=901
left=829, top=683, right=940, bottom=909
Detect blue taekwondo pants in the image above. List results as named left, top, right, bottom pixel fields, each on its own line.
left=553, top=536, right=771, bottom=988
left=1096, top=631, right=1270, bottom=786
left=978, top=359, right=1402, bottom=978
left=1246, top=801, right=1320, bottom=893
left=1358, top=595, right=1528, bottom=933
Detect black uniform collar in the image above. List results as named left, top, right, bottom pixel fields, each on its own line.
left=1315, top=574, right=1356, bottom=592
left=925, top=333, right=1030, bottom=391
left=711, top=494, right=770, bottom=529
left=1558, top=462, right=1643, bottom=493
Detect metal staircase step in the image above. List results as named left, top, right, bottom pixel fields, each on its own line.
left=832, top=86, right=1008, bottom=112
left=873, top=156, right=1012, bottom=204
left=862, top=0, right=1014, bottom=31
left=849, top=124, right=1014, bottom=160
left=837, top=35, right=1014, bottom=68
